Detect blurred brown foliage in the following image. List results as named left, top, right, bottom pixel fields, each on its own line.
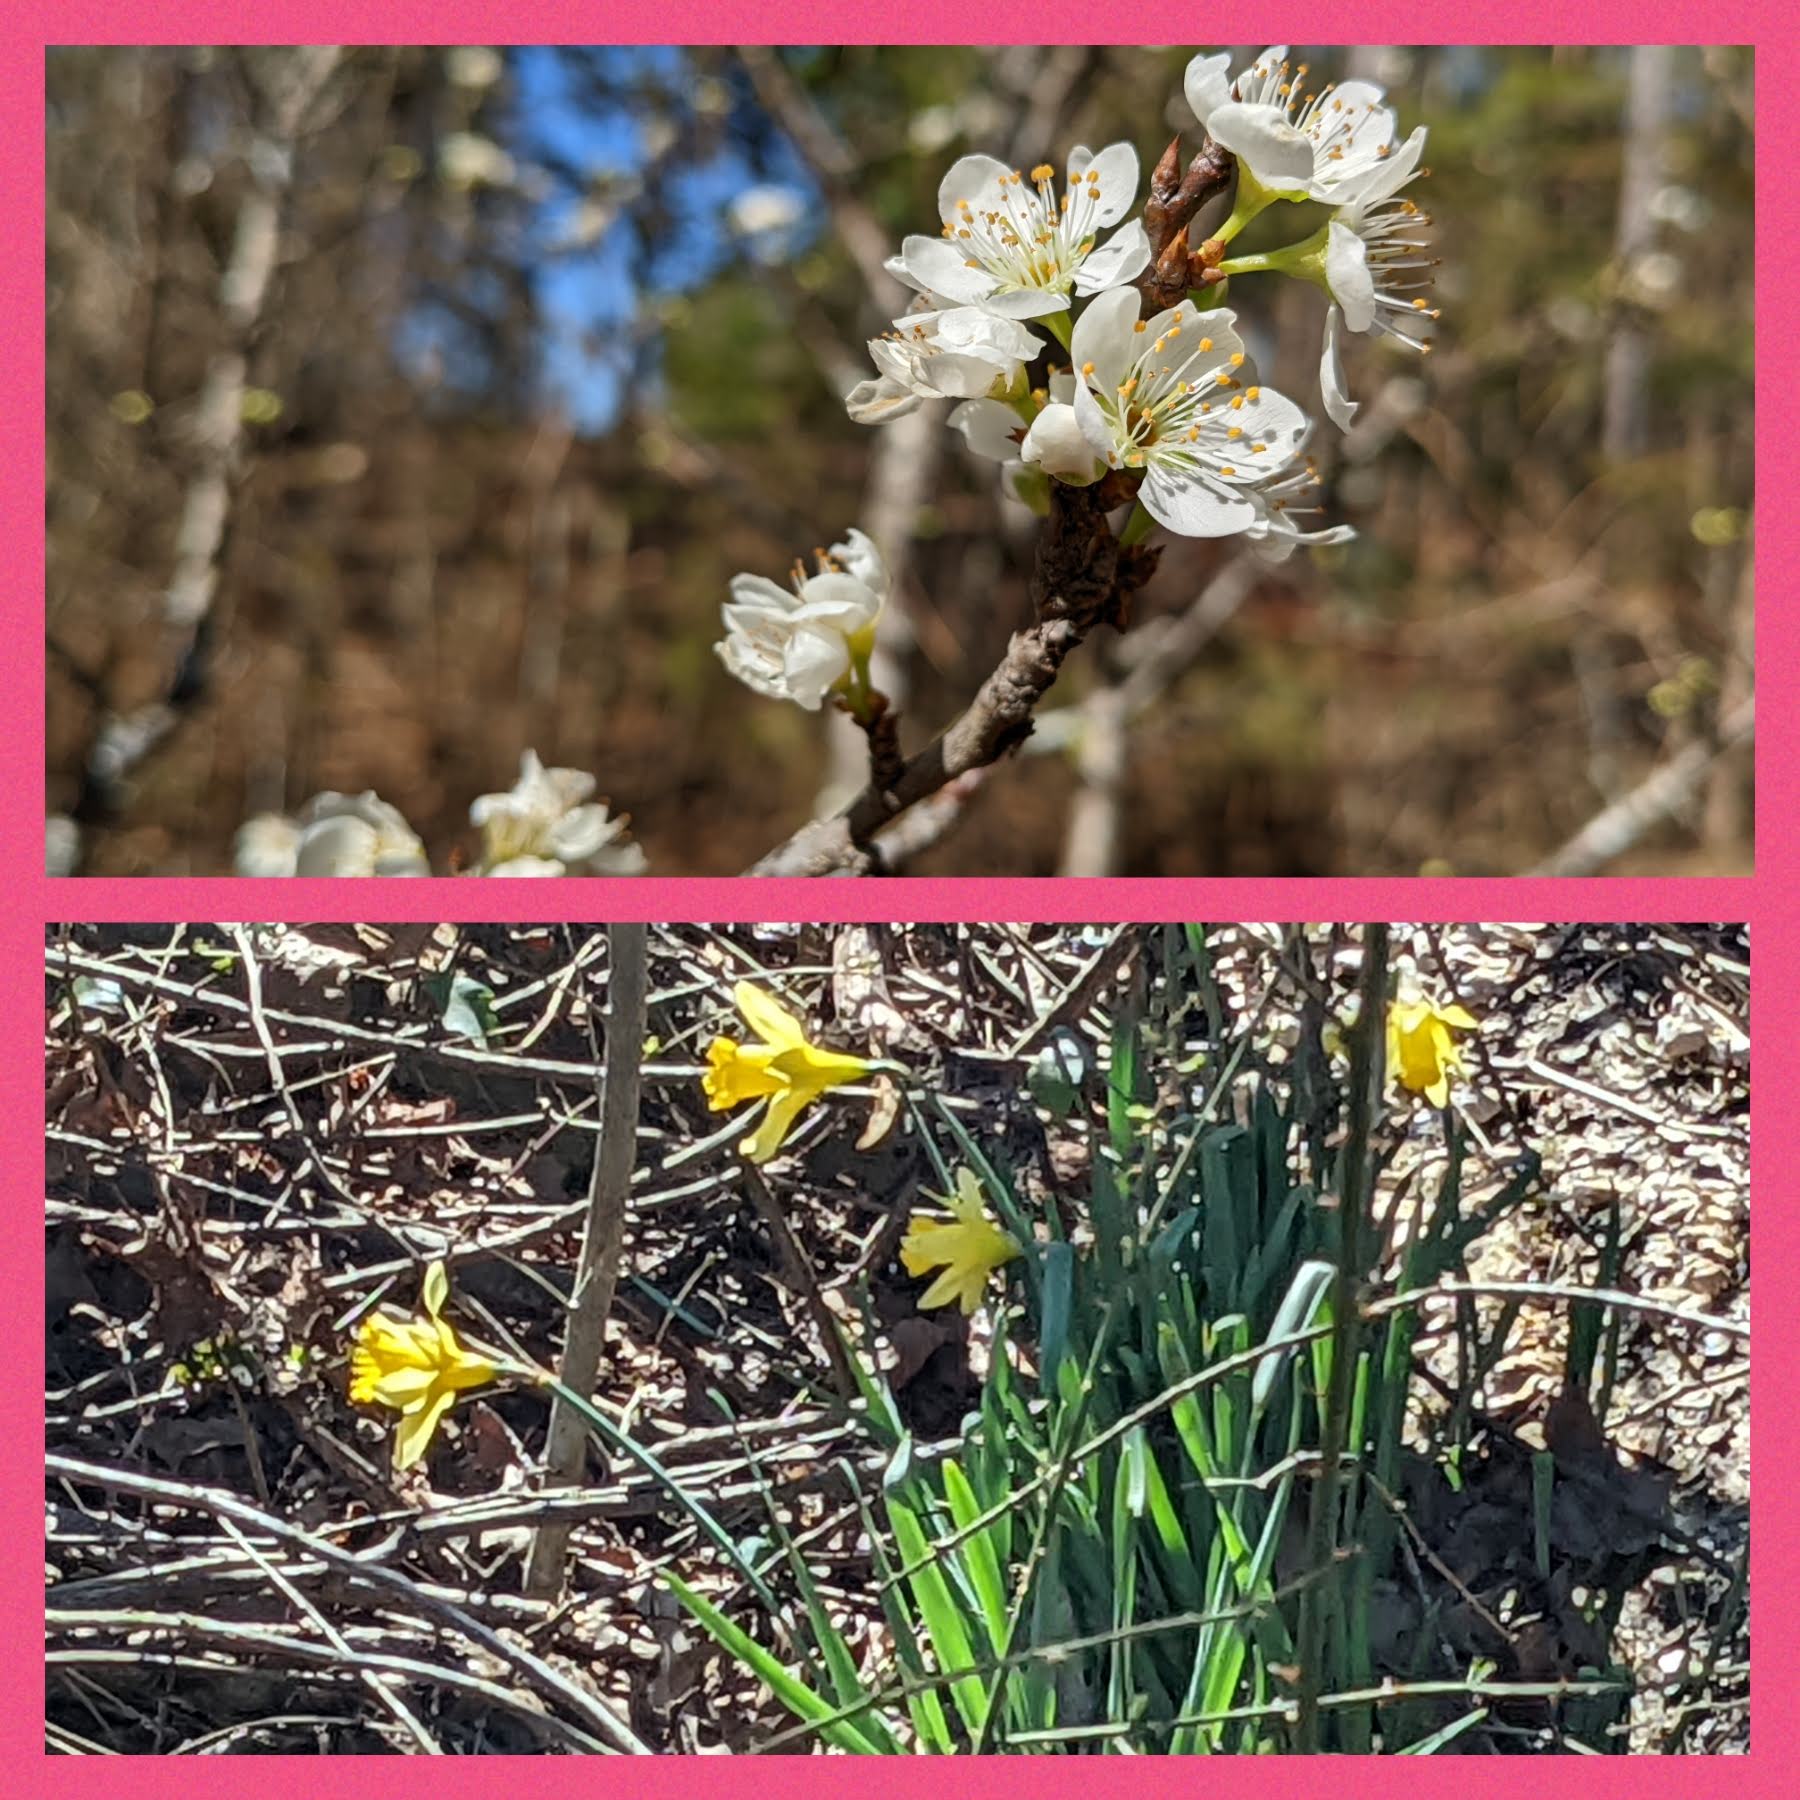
left=46, top=45, right=1754, bottom=875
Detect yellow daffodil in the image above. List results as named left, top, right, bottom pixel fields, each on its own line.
left=349, top=1259, right=498, bottom=1471
left=1386, top=995, right=1478, bottom=1107
left=703, top=980, right=872, bottom=1164
left=900, top=1168, right=1021, bottom=1315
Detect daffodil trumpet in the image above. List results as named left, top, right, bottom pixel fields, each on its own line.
left=703, top=980, right=874, bottom=1164
left=1385, top=992, right=1477, bottom=1108
left=348, top=1259, right=509, bottom=1471
left=901, top=1167, right=1022, bottom=1315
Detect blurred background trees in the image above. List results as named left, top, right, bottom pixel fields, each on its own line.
left=45, top=45, right=1755, bottom=875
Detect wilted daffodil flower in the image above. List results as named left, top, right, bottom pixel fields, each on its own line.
left=349, top=1259, right=499, bottom=1471
left=718, top=530, right=886, bottom=712
left=703, top=980, right=872, bottom=1164
left=1386, top=993, right=1478, bottom=1107
left=901, top=1168, right=1021, bottom=1315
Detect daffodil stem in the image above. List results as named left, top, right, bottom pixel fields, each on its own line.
left=1118, top=500, right=1156, bottom=549
left=740, top=1159, right=860, bottom=1400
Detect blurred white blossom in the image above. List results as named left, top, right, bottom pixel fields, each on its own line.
left=470, top=749, right=648, bottom=875
left=729, top=182, right=805, bottom=239
left=445, top=46, right=503, bottom=90
left=233, top=813, right=301, bottom=877
left=293, top=793, right=429, bottom=876
left=438, top=131, right=515, bottom=191
left=46, top=814, right=80, bottom=878
left=719, top=530, right=886, bottom=710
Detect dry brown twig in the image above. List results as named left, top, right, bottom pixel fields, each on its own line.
left=524, top=922, right=649, bottom=1597
left=749, top=475, right=1162, bottom=874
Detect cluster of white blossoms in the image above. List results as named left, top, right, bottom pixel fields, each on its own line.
left=1183, top=46, right=1438, bottom=430
left=714, top=45, right=1436, bottom=713
left=233, top=749, right=646, bottom=877
left=716, top=528, right=888, bottom=712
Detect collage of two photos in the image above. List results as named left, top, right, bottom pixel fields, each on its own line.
left=40, top=39, right=1755, bottom=1764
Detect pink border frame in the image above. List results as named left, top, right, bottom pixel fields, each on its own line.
left=14, top=4, right=1784, bottom=1783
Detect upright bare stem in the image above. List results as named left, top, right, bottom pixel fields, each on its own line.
left=524, top=922, right=649, bottom=1596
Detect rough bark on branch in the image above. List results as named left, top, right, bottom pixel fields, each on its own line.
left=748, top=477, right=1159, bottom=876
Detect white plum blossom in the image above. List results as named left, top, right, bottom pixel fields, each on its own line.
left=1066, top=287, right=1317, bottom=538
left=292, top=792, right=430, bottom=876
left=719, top=529, right=886, bottom=711
left=1020, top=393, right=1108, bottom=485
left=1184, top=46, right=1401, bottom=208
left=234, top=812, right=302, bottom=876
left=948, top=371, right=1105, bottom=485
left=891, top=145, right=1150, bottom=319
left=847, top=300, right=1039, bottom=423
left=1312, top=128, right=1438, bottom=428
left=1238, top=436, right=1357, bottom=562
left=470, top=749, right=647, bottom=876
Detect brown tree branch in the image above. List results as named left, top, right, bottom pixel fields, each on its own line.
left=747, top=477, right=1160, bottom=876
left=1136, top=135, right=1235, bottom=312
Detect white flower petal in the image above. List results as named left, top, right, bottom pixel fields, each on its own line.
left=936, top=153, right=1012, bottom=225
left=1020, top=402, right=1104, bottom=484
left=1071, top=377, right=1116, bottom=460
left=899, top=235, right=997, bottom=307
left=1325, top=219, right=1377, bottom=332
left=780, top=626, right=854, bottom=707
left=829, top=528, right=887, bottom=600
left=294, top=816, right=378, bottom=877
left=1141, top=466, right=1256, bottom=537
left=1065, top=141, right=1140, bottom=228
left=948, top=397, right=1026, bottom=462
left=726, top=572, right=800, bottom=616
left=794, top=570, right=883, bottom=633
left=1205, top=102, right=1315, bottom=189
left=1183, top=51, right=1235, bottom=130
left=1073, top=219, right=1151, bottom=294
left=1320, top=304, right=1358, bottom=430
left=846, top=376, right=920, bottom=423
left=1070, top=285, right=1140, bottom=393
left=927, top=306, right=1040, bottom=362
left=487, top=854, right=566, bottom=876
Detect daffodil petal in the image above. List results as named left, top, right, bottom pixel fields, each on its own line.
left=771, top=1042, right=870, bottom=1093
left=393, top=1386, right=457, bottom=1471
left=742, top=1085, right=814, bottom=1164
left=734, top=981, right=808, bottom=1050
left=917, top=1265, right=974, bottom=1312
